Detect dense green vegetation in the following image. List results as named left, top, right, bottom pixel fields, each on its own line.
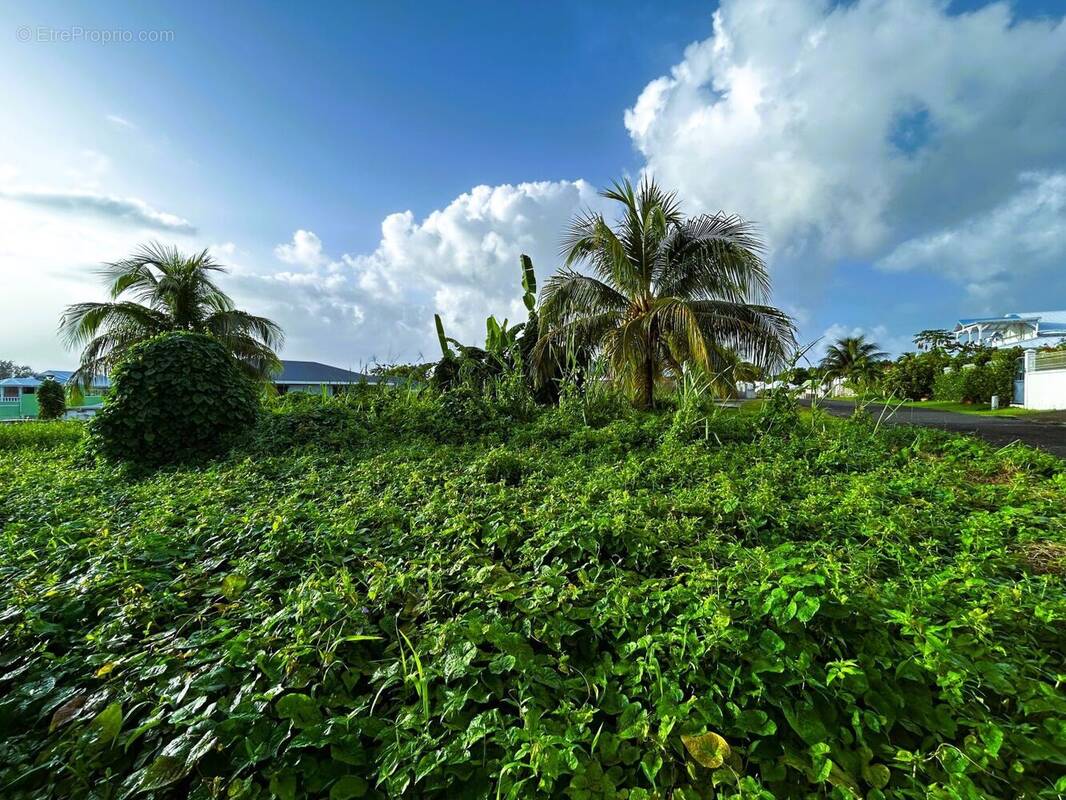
left=36, top=378, right=67, bottom=421
left=808, top=335, right=1021, bottom=406
left=90, top=332, right=261, bottom=468
left=2, top=389, right=1064, bottom=799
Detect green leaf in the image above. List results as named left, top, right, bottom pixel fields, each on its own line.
left=681, top=731, right=731, bottom=769
left=617, top=702, right=647, bottom=739
left=863, top=763, right=891, bottom=789
left=269, top=773, right=297, bottom=800
left=186, top=731, right=218, bottom=768
left=783, top=703, right=828, bottom=745
left=221, top=573, right=248, bottom=600
left=980, top=725, right=1004, bottom=758
left=275, top=693, right=322, bottom=728
left=330, top=776, right=368, bottom=799
left=139, top=754, right=188, bottom=791
left=640, top=750, right=663, bottom=783
left=794, top=593, right=820, bottom=623
left=810, top=742, right=833, bottom=783
left=736, top=709, right=776, bottom=736
left=758, top=628, right=786, bottom=654
left=90, top=701, right=123, bottom=747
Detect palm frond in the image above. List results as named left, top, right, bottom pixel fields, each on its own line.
left=655, top=214, right=770, bottom=302
left=539, top=270, right=629, bottom=326
left=61, top=244, right=283, bottom=387
left=58, top=301, right=169, bottom=348
left=689, top=300, right=796, bottom=372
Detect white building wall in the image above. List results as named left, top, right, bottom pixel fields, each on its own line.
left=1024, top=368, right=1066, bottom=410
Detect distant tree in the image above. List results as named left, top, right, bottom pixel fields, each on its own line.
left=913, top=329, right=955, bottom=352
left=882, top=350, right=950, bottom=400
left=819, top=335, right=888, bottom=383
left=36, top=379, right=67, bottom=420
left=0, top=360, right=33, bottom=380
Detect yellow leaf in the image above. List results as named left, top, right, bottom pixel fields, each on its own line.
left=681, top=731, right=731, bottom=769
left=95, top=662, right=116, bottom=677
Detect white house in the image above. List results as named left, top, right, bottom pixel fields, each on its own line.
left=953, top=311, right=1066, bottom=349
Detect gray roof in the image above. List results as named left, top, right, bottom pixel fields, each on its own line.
left=273, top=360, right=393, bottom=385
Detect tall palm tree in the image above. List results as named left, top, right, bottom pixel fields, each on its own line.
left=60, top=243, right=283, bottom=388
left=819, top=335, right=888, bottom=382
left=535, top=178, right=795, bottom=409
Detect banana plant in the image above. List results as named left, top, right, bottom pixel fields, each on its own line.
left=430, top=254, right=541, bottom=390
left=434, top=313, right=453, bottom=358
left=520, top=254, right=537, bottom=315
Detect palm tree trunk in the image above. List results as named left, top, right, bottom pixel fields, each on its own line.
left=636, top=330, right=656, bottom=411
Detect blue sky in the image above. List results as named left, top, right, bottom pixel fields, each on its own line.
left=3, top=0, right=1066, bottom=369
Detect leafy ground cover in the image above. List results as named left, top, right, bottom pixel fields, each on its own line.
left=1, top=393, right=1064, bottom=799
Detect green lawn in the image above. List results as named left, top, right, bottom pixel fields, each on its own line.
left=883, top=399, right=1066, bottom=422
left=895, top=399, right=1036, bottom=416
left=843, top=398, right=1060, bottom=419
left=1, top=396, right=1064, bottom=798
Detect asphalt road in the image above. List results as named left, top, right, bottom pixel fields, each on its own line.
left=812, top=400, right=1066, bottom=459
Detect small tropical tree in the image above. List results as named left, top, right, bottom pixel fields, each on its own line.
left=36, top=378, right=66, bottom=420
left=819, top=336, right=888, bottom=383
left=536, top=178, right=794, bottom=409
left=60, top=243, right=283, bottom=388
left=913, top=328, right=955, bottom=352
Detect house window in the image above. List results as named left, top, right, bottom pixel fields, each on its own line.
left=3, top=387, right=18, bottom=399
left=23, top=386, right=35, bottom=394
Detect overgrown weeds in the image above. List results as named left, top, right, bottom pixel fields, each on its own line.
left=1, top=390, right=1064, bottom=799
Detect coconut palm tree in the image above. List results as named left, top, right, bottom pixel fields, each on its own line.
left=535, top=178, right=795, bottom=409
left=819, top=335, right=888, bottom=382
left=60, top=243, right=283, bottom=388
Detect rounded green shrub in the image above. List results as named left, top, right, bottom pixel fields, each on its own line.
left=35, top=378, right=67, bottom=420
left=90, top=331, right=259, bottom=466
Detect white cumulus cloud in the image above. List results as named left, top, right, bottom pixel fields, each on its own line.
left=238, top=180, right=602, bottom=365
left=879, top=171, right=1066, bottom=299
left=625, top=0, right=1066, bottom=278
left=274, top=229, right=326, bottom=268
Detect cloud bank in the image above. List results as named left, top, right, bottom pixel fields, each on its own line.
left=625, top=0, right=1066, bottom=297
left=238, top=180, right=603, bottom=364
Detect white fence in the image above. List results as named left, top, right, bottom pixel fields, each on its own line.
left=1023, top=350, right=1066, bottom=410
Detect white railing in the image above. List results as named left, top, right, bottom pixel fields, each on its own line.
left=1, top=395, right=19, bottom=402
left=1034, top=350, right=1066, bottom=372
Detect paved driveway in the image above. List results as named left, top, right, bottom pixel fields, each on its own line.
left=812, top=400, right=1066, bottom=459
